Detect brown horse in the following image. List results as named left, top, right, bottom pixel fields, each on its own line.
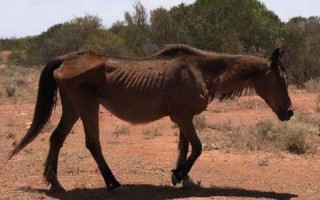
left=9, top=45, right=293, bottom=192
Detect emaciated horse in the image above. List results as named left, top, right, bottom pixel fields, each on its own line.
left=9, top=45, right=293, bottom=192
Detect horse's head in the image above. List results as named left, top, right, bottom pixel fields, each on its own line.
left=254, top=48, right=293, bottom=121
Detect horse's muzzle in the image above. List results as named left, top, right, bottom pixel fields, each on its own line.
left=277, top=109, right=294, bottom=121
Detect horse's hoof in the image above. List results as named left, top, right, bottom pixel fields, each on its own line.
left=107, top=181, right=121, bottom=190
left=182, top=176, right=199, bottom=189
left=110, top=185, right=128, bottom=194
left=50, top=185, right=66, bottom=193
left=171, top=173, right=179, bottom=186
left=171, top=170, right=186, bottom=186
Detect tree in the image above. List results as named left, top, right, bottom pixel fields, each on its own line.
left=150, top=8, right=175, bottom=49
left=24, top=15, right=128, bottom=65
left=283, top=17, right=320, bottom=86
left=122, top=2, right=152, bottom=55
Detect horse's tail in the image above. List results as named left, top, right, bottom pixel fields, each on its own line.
left=8, top=58, right=63, bottom=160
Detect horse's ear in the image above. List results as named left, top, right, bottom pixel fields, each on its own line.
left=271, top=48, right=284, bottom=63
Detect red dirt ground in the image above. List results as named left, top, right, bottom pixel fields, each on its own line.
left=0, top=90, right=319, bottom=200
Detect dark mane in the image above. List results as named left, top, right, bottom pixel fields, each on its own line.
left=152, top=44, right=206, bottom=57
left=215, top=86, right=255, bottom=101
left=212, top=55, right=269, bottom=101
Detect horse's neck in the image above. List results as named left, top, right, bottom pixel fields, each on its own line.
left=215, top=71, right=252, bottom=95
left=202, top=56, right=257, bottom=95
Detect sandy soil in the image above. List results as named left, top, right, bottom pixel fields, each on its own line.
left=0, top=90, right=319, bottom=200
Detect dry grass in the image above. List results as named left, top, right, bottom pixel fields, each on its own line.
left=193, top=114, right=207, bottom=131
left=5, top=84, right=16, bottom=97
left=200, top=112, right=320, bottom=154
left=305, top=78, right=320, bottom=93
left=112, top=126, right=130, bottom=137
left=171, top=114, right=209, bottom=131
left=0, top=64, right=40, bottom=104
left=305, top=79, right=320, bottom=112
left=143, top=126, right=162, bottom=139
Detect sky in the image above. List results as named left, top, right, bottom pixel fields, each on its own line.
left=0, top=0, right=319, bottom=38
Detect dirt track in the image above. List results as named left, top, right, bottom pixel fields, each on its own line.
left=0, top=90, right=319, bottom=200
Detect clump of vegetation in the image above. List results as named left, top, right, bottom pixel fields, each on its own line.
left=5, top=84, right=16, bottom=97
left=0, top=65, right=40, bottom=104
left=254, top=121, right=309, bottom=154
left=112, top=126, right=130, bottom=137
left=201, top=112, right=320, bottom=154
left=282, top=131, right=307, bottom=154
left=208, top=121, right=233, bottom=132
left=143, top=127, right=161, bottom=139
left=193, top=114, right=207, bottom=131
left=7, top=51, right=25, bottom=66
left=304, top=79, right=320, bottom=93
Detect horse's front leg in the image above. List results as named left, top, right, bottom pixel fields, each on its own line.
left=174, top=130, right=198, bottom=188
left=176, top=130, right=189, bottom=168
left=171, top=115, right=202, bottom=187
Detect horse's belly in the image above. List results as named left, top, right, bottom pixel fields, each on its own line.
left=99, top=94, right=168, bottom=124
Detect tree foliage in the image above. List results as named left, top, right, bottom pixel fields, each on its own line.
left=4, top=15, right=127, bottom=65
left=282, top=17, right=320, bottom=86
left=1, top=1, right=320, bottom=86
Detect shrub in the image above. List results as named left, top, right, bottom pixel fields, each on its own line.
left=256, top=120, right=275, bottom=140
left=143, top=127, right=161, bottom=139
left=113, top=126, right=129, bottom=137
left=200, top=112, right=320, bottom=154
left=5, top=84, right=16, bottom=97
left=193, top=115, right=207, bottom=131
left=282, top=131, right=307, bottom=154
left=8, top=51, right=25, bottom=66
left=304, top=79, right=320, bottom=92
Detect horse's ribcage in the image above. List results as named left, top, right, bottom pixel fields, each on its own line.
left=107, top=66, right=167, bottom=92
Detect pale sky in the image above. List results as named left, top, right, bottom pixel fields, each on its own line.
left=0, top=0, right=319, bottom=38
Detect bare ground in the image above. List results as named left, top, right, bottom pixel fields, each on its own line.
left=0, top=90, right=319, bottom=200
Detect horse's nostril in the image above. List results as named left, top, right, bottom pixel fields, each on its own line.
left=288, top=110, right=294, bottom=117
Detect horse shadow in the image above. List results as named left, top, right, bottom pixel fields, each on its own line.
left=22, top=184, right=298, bottom=200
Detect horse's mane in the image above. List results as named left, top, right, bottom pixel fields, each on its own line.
left=215, top=86, right=255, bottom=101
left=152, top=44, right=206, bottom=57
left=216, top=54, right=271, bottom=101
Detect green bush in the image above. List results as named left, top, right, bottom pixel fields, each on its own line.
left=23, top=15, right=129, bottom=66
left=8, top=51, right=25, bottom=66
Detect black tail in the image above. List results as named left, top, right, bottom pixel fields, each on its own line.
left=8, top=59, right=63, bottom=159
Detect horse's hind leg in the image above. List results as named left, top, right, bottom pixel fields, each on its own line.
left=44, top=95, right=79, bottom=192
left=69, top=89, right=120, bottom=190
